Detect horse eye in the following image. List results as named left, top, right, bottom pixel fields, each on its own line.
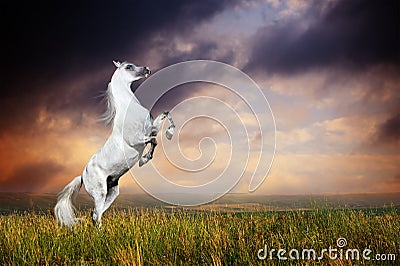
left=126, top=65, right=133, bottom=70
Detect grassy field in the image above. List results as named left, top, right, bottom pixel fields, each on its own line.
left=0, top=207, right=399, bottom=265
left=1, top=192, right=400, bottom=214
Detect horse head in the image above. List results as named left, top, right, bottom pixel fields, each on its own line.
left=112, top=60, right=151, bottom=84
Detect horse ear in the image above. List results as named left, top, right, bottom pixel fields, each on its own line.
left=113, top=60, right=121, bottom=68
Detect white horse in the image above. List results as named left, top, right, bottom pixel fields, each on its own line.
left=54, top=61, right=175, bottom=227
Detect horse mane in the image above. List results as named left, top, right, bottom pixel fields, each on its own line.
left=99, top=83, right=116, bottom=126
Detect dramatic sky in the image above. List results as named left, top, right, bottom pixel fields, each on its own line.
left=0, top=0, right=399, bottom=195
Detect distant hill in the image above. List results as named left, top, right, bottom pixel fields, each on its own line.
left=0, top=192, right=399, bottom=214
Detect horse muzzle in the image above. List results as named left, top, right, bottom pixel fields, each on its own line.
left=143, top=67, right=151, bottom=77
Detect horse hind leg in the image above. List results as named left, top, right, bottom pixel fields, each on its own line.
left=102, top=177, right=120, bottom=213
left=83, top=171, right=107, bottom=228
left=92, top=191, right=106, bottom=228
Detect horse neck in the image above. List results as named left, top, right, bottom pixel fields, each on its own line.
left=110, top=75, right=140, bottom=127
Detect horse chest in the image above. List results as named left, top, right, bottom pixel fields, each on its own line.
left=122, top=105, right=153, bottom=145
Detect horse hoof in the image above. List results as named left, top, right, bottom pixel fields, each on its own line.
left=139, top=157, right=148, bottom=167
left=166, top=127, right=174, bottom=140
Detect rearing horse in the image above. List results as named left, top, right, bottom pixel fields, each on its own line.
left=54, top=61, right=175, bottom=227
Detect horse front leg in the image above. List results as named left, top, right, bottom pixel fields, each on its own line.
left=152, top=111, right=175, bottom=140
left=138, top=111, right=174, bottom=167
left=139, top=138, right=157, bottom=167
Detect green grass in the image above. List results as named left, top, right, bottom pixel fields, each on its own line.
left=0, top=208, right=399, bottom=265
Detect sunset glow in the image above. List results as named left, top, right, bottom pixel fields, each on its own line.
left=1, top=0, right=399, bottom=195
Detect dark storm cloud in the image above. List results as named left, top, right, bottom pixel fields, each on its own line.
left=246, top=0, right=400, bottom=74
left=376, top=113, right=400, bottom=144
left=133, top=39, right=237, bottom=116
left=150, top=38, right=236, bottom=68
left=1, top=0, right=236, bottom=77
left=0, top=161, right=64, bottom=192
left=244, top=0, right=400, bottom=147
left=0, top=0, right=238, bottom=133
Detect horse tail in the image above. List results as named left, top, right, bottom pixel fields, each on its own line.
left=54, top=176, right=82, bottom=227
